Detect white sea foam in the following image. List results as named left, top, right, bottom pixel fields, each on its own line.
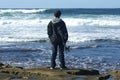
left=68, top=32, right=120, bottom=42
left=1, top=17, right=120, bottom=27
left=0, top=9, right=47, bottom=13
left=0, top=14, right=120, bottom=42
left=0, top=19, right=120, bottom=42
left=64, top=18, right=120, bottom=27
left=0, top=19, right=50, bottom=27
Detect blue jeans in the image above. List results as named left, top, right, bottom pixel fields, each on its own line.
left=51, top=42, right=65, bottom=68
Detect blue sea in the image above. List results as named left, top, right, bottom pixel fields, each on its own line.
left=0, top=8, right=120, bottom=73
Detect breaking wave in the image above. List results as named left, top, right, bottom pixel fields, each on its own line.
left=0, top=9, right=47, bottom=14
left=0, top=8, right=120, bottom=43
left=64, top=16, right=120, bottom=26
left=1, top=17, right=120, bottom=27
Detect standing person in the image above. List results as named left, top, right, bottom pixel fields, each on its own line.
left=47, top=10, right=68, bottom=69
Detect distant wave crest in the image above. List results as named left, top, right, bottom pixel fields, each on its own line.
left=0, top=9, right=47, bottom=14
left=0, top=37, right=48, bottom=43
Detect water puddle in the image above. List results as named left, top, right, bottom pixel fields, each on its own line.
left=64, top=76, right=85, bottom=80
left=10, top=78, right=21, bottom=80
left=64, top=76, right=72, bottom=79
left=75, top=77, right=85, bottom=80
left=108, top=76, right=114, bottom=80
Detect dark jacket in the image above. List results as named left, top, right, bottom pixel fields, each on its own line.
left=47, top=18, right=68, bottom=44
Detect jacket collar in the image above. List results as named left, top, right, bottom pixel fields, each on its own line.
left=52, top=18, right=61, bottom=24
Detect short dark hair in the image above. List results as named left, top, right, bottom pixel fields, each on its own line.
left=54, top=10, right=61, bottom=18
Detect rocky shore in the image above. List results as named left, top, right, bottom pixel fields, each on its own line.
left=0, top=62, right=120, bottom=80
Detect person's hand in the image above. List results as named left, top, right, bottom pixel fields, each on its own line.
left=62, top=41, right=65, bottom=45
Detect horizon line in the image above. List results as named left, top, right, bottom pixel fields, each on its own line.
left=0, top=7, right=120, bottom=9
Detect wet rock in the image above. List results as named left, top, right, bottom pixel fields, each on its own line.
left=98, top=75, right=111, bottom=80
left=67, top=69, right=99, bottom=75
left=0, top=63, right=120, bottom=80
left=0, top=65, right=99, bottom=80
left=13, top=66, right=24, bottom=69
left=0, top=62, right=12, bottom=69
left=0, top=62, right=4, bottom=67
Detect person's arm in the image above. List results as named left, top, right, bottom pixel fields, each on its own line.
left=62, top=21, right=68, bottom=43
left=47, top=21, right=53, bottom=38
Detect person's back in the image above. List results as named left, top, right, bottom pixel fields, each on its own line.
left=47, top=10, right=68, bottom=69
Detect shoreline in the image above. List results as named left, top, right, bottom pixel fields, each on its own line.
left=0, top=63, right=120, bottom=80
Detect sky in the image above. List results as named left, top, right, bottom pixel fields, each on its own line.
left=0, top=0, right=120, bottom=8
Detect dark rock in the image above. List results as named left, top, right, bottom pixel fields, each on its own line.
left=0, top=62, right=4, bottom=67
left=1, top=70, right=10, bottom=74
left=67, top=69, right=99, bottom=75
left=14, top=66, right=24, bottom=69
left=98, top=75, right=111, bottom=80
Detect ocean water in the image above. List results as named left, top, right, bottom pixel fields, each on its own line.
left=0, top=8, right=120, bottom=73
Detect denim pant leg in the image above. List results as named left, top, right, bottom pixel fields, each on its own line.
left=51, top=43, right=57, bottom=68
left=59, top=43, right=65, bottom=68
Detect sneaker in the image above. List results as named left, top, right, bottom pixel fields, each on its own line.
left=60, top=66, right=68, bottom=70
left=50, top=67, right=54, bottom=70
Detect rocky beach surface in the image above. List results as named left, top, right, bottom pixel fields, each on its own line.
left=0, top=62, right=120, bottom=80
